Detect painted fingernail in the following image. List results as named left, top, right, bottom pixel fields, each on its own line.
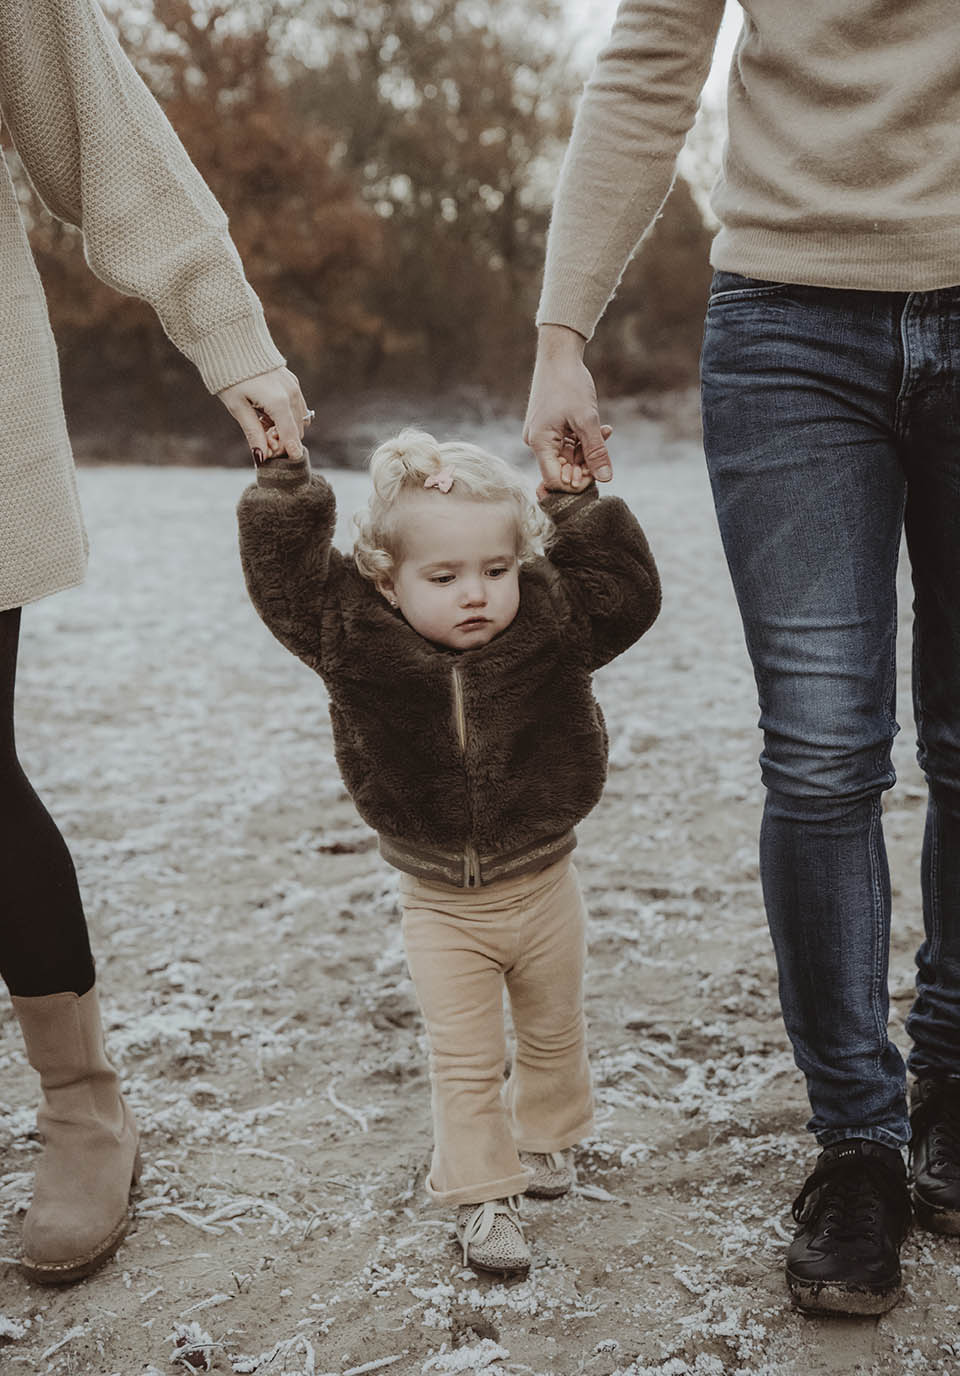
left=253, top=448, right=264, bottom=466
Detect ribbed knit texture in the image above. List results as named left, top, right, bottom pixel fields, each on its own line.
left=538, top=0, right=960, bottom=339
left=0, top=0, right=285, bottom=611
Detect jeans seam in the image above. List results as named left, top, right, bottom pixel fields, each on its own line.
left=928, top=793, right=942, bottom=965
left=894, top=295, right=912, bottom=438
left=707, top=285, right=787, bottom=307
left=867, top=796, right=888, bottom=1067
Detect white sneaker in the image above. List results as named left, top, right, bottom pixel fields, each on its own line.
left=519, top=1149, right=577, bottom=1198
left=454, top=1195, right=530, bottom=1275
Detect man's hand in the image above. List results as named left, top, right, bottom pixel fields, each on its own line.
left=524, top=324, right=613, bottom=491
left=217, top=367, right=310, bottom=464
left=536, top=424, right=612, bottom=500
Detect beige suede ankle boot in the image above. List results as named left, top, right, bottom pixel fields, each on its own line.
left=12, top=987, right=140, bottom=1284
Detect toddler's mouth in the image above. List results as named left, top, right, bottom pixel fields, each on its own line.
left=458, top=617, right=490, bottom=628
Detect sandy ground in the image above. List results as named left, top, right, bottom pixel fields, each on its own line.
left=0, top=411, right=954, bottom=1376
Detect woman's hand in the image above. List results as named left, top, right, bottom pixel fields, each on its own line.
left=523, top=324, right=613, bottom=491
left=217, top=367, right=310, bottom=464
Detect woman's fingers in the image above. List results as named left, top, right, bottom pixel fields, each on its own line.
left=218, top=367, right=310, bottom=461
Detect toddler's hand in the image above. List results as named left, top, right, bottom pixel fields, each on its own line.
left=538, top=424, right=612, bottom=496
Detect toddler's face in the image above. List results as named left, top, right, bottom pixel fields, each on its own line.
left=382, top=493, right=521, bottom=650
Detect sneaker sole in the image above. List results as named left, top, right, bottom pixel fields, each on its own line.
left=786, top=1270, right=903, bottom=1317
left=912, top=1187, right=960, bottom=1235
left=464, top=1254, right=530, bottom=1278
left=524, top=1183, right=572, bottom=1199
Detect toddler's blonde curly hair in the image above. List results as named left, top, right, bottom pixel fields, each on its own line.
left=353, top=428, right=551, bottom=584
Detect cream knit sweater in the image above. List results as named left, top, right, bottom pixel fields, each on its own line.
left=539, top=0, right=960, bottom=339
left=0, top=0, right=285, bottom=612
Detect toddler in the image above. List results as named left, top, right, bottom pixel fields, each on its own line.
left=237, top=429, right=660, bottom=1275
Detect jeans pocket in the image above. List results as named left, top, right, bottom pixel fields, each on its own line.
left=707, top=271, right=789, bottom=306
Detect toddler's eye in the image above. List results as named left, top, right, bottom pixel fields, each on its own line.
left=487, top=566, right=509, bottom=578
left=430, top=574, right=455, bottom=584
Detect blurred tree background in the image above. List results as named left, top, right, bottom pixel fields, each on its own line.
left=4, top=0, right=713, bottom=459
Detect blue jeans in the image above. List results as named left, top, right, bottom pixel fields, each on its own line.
left=700, top=271, right=960, bottom=1149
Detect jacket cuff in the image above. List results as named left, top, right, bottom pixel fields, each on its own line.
left=189, top=307, right=287, bottom=394
left=539, top=484, right=600, bottom=524
left=256, top=451, right=311, bottom=491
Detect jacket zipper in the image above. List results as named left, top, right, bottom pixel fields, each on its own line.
left=451, top=665, right=480, bottom=887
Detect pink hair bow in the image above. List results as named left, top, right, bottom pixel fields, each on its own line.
left=424, top=467, right=455, bottom=493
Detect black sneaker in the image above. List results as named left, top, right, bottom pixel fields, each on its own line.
left=786, top=1139, right=911, bottom=1316
left=910, top=1078, right=960, bottom=1235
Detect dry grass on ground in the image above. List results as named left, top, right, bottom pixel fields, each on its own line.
left=0, top=412, right=952, bottom=1375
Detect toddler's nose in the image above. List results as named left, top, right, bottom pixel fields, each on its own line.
left=460, top=580, right=487, bottom=607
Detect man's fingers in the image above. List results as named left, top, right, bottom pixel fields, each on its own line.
left=529, top=434, right=565, bottom=486
left=577, top=427, right=613, bottom=482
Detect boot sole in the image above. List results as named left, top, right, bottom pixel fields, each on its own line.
left=912, top=1187, right=960, bottom=1235
left=21, top=1209, right=132, bottom=1286
left=787, top=1270, right=903, bottom=1317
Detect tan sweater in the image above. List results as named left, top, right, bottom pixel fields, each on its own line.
left=539, top=0, right=960, bottom=339
left=0, top=0, right=285, bottom=612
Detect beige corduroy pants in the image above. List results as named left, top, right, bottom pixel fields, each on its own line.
left=400, top=855, right=594, bottom=1206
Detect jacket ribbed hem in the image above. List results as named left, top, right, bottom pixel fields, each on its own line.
left=711, top=226, right=960, bottom=294
left=379, top=830, right=577, bottom=889
left=540, top=486, right=599, bottom=523
left=188, top=309, right=286, bottom=394
left=255, top=454, right=311, bottom=491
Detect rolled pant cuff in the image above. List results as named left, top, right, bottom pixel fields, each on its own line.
left=515, top=1118, right=594, bottom=1155
left=816, top=1126, right=908, bottom=1152
left=426, top=1168, right=533, bottom=1207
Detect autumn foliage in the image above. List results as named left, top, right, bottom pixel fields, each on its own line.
left=8, top=0, right=713, bottom=448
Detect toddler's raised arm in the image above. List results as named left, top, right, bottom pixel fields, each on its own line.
left=237, top=453, right=343, bottom=672
left=542, top=486, right=661, bottom=670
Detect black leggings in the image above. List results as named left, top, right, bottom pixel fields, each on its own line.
left=0, top=607, right=95, bottom=996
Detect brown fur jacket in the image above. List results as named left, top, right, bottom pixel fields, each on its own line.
left=237, top=454, right=660, bottom=887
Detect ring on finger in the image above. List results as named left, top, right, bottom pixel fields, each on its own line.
left=302, top=409, right=316, bottom=424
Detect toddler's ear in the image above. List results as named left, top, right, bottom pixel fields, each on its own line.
left=377, top=579, right=399, bottom=609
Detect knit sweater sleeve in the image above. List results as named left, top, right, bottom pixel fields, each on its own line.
left=237, top=455, right=342, bottom=672
left=538, top=0, right=725, bottom=339
left=0, top=0, right=285, bottom=393
left=540, top=486, right=661, bottom=670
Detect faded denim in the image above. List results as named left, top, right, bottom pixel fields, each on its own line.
left=701, top=272, right=960, bottom=1148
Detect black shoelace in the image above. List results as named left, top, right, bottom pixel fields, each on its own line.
left=913, top=1091, right=960, bottom=1180
left=791, top=1156, right=900, bottom=1244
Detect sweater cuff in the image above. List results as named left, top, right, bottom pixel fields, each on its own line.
left=188, top=307, right=287, bottom=394
left=539, top=484, right=599, bottom=524
left=535, top=267, right=611, bottom=342
left=256, top=451, right=311, bottom=491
